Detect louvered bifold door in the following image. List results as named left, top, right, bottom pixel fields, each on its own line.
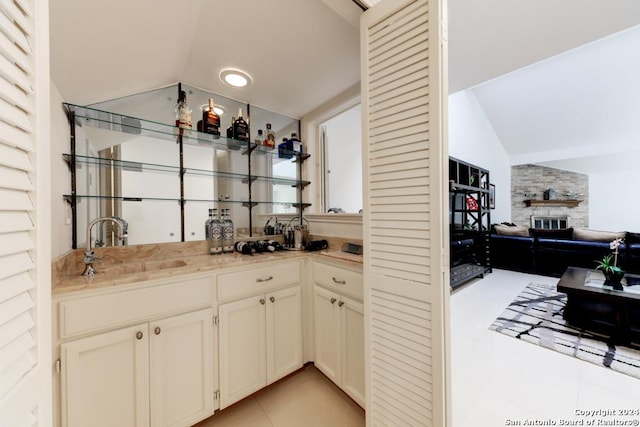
left=361, top=0, right=450, bottom=426
left=0, top=0, right=51, bottom=426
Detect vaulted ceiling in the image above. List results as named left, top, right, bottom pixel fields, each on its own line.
left=49, top=0, right=640, bottom=171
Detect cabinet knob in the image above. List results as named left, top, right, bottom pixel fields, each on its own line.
left=154, top=327, right=161, bottom=335
left=260, top=298, right=266, bottom=305
left=256, top=276, right=273, bottom=283
left=136, top=331, right=143, bottom=340
left=332, top=277, right=346, bottom=285
left=330, top=297, right=337, bottom=304
left=270, top=296, right=275, bottom=303
left=338, top=301, right=345, bottom=307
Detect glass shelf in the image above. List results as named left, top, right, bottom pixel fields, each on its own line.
left=64, top=102, right=307, bottom=160
left=64, top=153, right=310, bottom=187
left=64, top=194, right=309, bottom=208
left=64, top=92, right=308, bottom=247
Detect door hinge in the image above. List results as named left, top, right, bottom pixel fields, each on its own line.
left=55, top=358, right=61, bottom=374
left=213, top=315, right=219, bottom=326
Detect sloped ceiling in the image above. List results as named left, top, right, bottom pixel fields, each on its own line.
left=471, top=25, right=640, bottom=171
left=50, top=0, right=640, bottom=167
left=49, top=0, right=361, bottom=118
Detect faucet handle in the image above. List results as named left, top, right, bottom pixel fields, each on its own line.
left=83, top=251, right=103, bottom=264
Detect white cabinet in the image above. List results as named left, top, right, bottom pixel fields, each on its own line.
left=61, top=324, right=150, bottom=427
left=54, top=274, right=216, bottom=427
left=61, top=308, right=214, bottom=427
left=312, top=261, right=365, bottom=408
left=219, top=285, right=302, bottom=409
left=150, top=309, right=215, bottom=427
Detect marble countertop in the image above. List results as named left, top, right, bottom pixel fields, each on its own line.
left=52, top=248, right=363, bottom=296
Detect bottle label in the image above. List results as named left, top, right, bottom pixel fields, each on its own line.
left=223, top=225, right=234, bottom=240
left=211, top=226, right=222, bottom=240
left=178, top=108, right=191, bottom=129
left=234, top=121, right=249, bottom=142
left=204, top=112, right=220, bottom=135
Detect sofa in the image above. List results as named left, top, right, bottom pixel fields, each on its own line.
left=490, top=224, right=637, bottom=277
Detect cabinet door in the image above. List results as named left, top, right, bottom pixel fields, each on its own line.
left=219, top=296, right=267, bottom=409
left=150, top=308, right=214, bottom=427
left=313, top=285, right=341, bottom=384
left=340, top=296, right=365, bottom=408
left=61, top=324, right=150, bottom=427
left=266, top=286, right=303, bottom=384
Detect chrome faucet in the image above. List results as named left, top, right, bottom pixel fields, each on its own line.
left=82, top=216, right=128, bottom=276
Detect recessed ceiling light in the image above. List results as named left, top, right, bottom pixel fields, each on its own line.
left=219, top=68, right=253, bottom=88
left=201, top=104, right=225, bottom=116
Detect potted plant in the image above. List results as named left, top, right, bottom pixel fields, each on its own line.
left=595, top=238, right=625, bottom=290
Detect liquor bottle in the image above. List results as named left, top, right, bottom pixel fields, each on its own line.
left=255, top=129, right=264, bottom=148
left=289, top=132, right=303, bottom=153
left=226, top=117, right=235, bottom=139
left=278, top=137, right=293, bottom=159
left=235, top=241, right=256, bottom=255
left=226, top=117, right=241, bottom=150
left=266, top=240, right=284, bottom=251
left=256, top=240, right=276, bottom=252
left=204, top=208, right=214, bottom=239
left=222, top=209, right=234, bottom=253
left=233, top=108, right=250, bottom=142
left=209, top=209, right=222, bottom=255
left=264, top=123, right=276, bottom=149
left=203, top=98, right=221, bottom=137
left=175, top=90, right=192, bottom=133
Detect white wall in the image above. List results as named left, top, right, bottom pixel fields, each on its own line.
left=324, top=105, right=362, bottom=213
left=590, top=170, right=640, bottom=232
left=448, top=90, right=511, bottom=224
left=51, top=82, right=73, bottom=258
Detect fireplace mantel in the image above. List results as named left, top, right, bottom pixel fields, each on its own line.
left=524, top=199, right=583, bottom=208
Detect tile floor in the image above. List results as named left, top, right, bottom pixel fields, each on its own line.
left=451, top=269, right=640, bottom=426
left=196, top=269, right=640, bottom=426
left=193, top=364, right=365, bottom=427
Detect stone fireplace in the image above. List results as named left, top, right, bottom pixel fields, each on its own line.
left=511, top=164, right=589, bottom=229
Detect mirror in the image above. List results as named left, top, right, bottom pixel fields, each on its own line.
left=69, top=83, right=302, bottom=248
left=320, top=103, right=362, bottom=213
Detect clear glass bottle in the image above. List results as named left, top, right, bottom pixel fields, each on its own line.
left=209, top=208, right=222, bottom=255
left=264, top=123, right=276, bottom=149
left=222, top=209, right=234, bottom=253
left=289, top=132, right=303, bottom=153
left=255, top=129, right=264, bottom=149
left=175, top=90, right=192, bottom=132
left=204, top=208, right=214, bottom=239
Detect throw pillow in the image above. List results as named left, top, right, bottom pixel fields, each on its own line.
left=572, top=228, right=625, bottom=242
left=529, top=227, right=574, bottom=240
left=494, top=224, right=530, bottom=237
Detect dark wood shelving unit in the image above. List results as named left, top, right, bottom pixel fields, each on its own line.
left=449, top=157, right=492, bottom=290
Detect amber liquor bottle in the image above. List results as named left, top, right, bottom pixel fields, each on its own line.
left=203, top=98, right=220, bottom=136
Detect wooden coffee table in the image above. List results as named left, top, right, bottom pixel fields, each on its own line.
left=557, top=266, right=640, bottom=344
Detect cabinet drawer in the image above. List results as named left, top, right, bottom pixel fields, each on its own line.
left=217, top=261, right=301, bottom=302
left=313, top=262, right=363, bottom=301
left=58, top=275, right=214, bottom=340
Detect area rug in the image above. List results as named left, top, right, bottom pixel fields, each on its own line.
left=489, top=282, right=640, bottom=379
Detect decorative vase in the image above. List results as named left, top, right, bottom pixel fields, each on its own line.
left=604, top=269, right=625, bottom=291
